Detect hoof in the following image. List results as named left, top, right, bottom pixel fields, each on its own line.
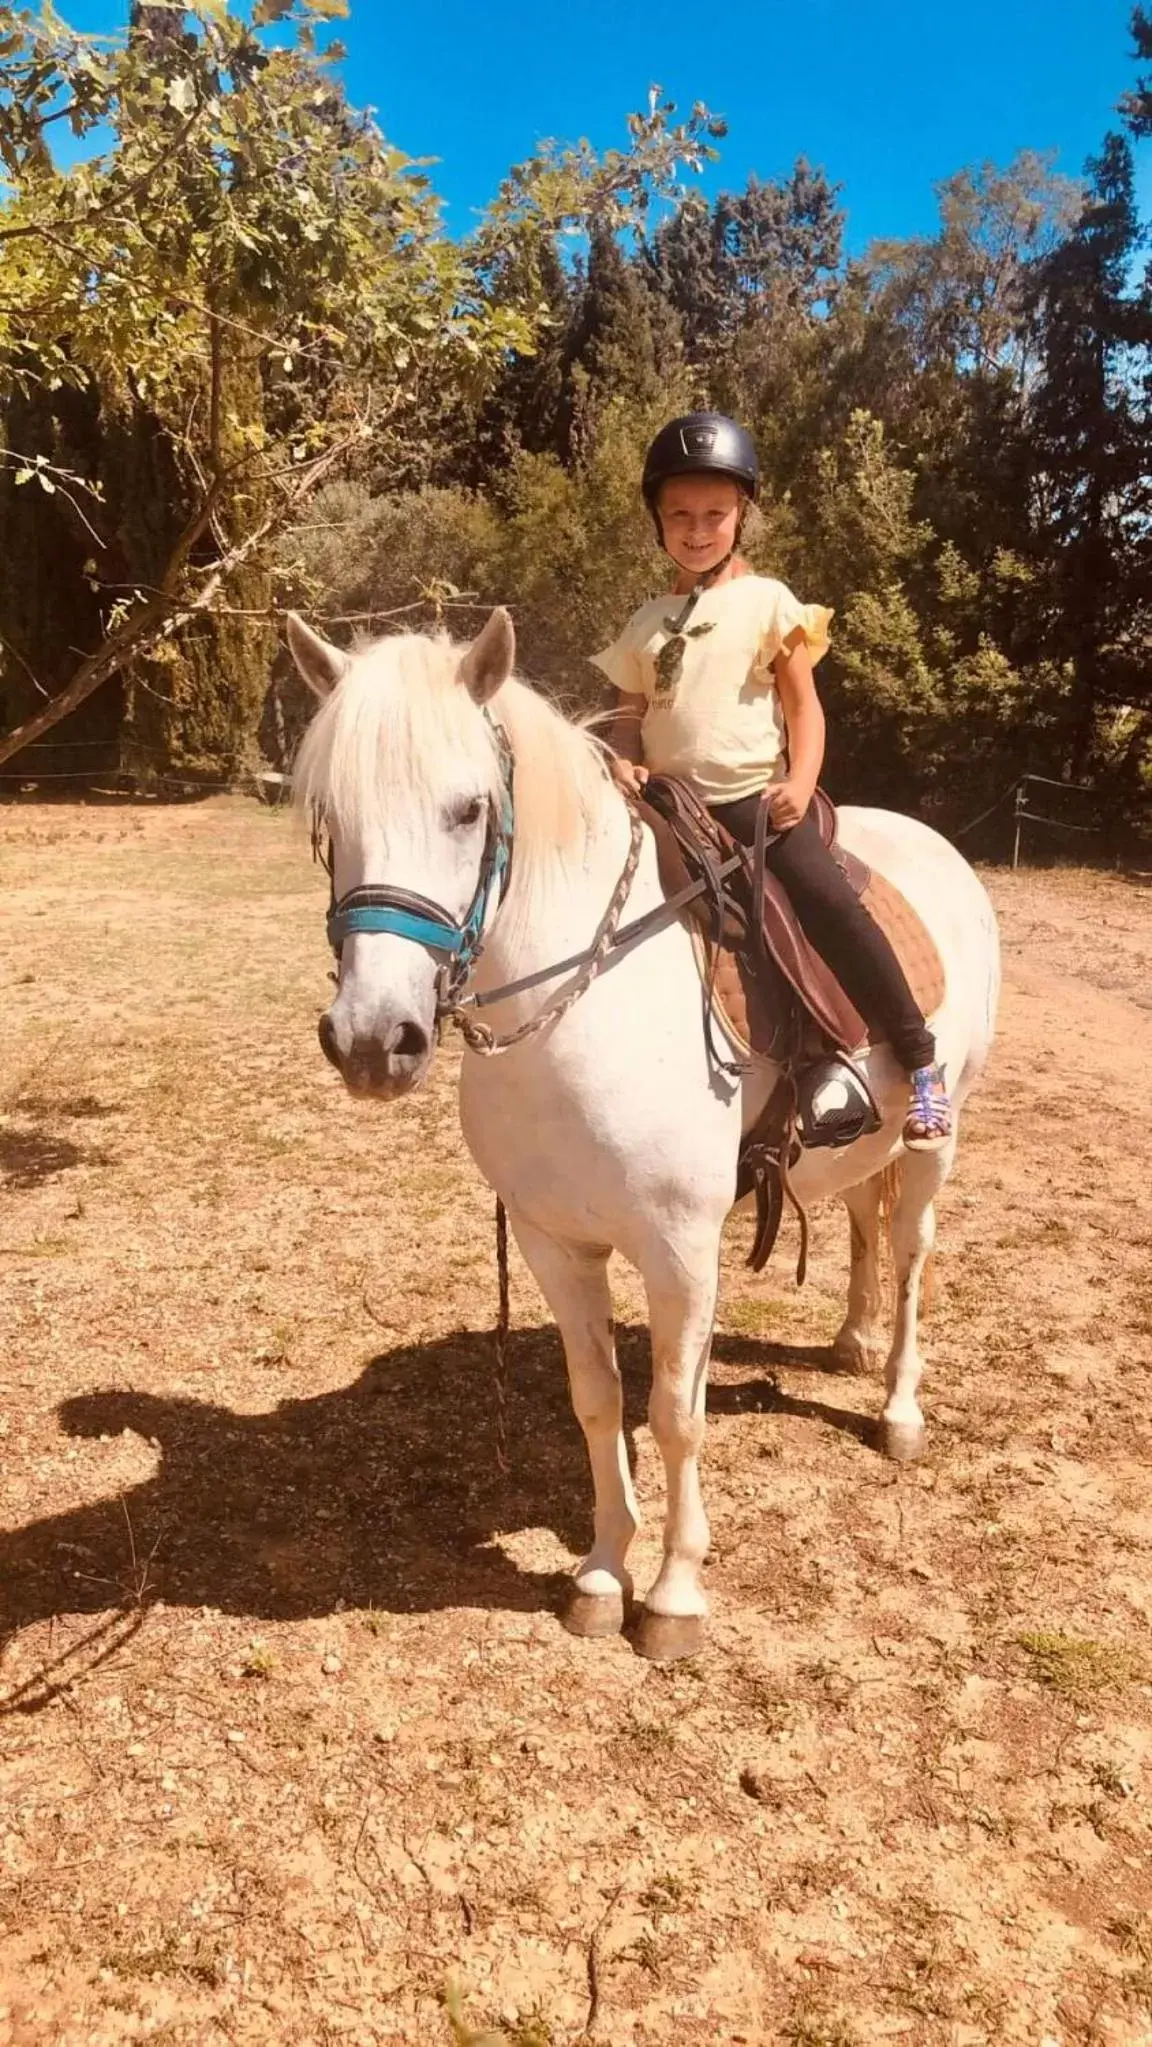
left=831, top=1331, right=881, bottom=1376
left=561, top=1590, right=627, bottom=1640
left=632, top=1609, right=707, bottom=1663
left=880, top=1417, right=926, bottom=1463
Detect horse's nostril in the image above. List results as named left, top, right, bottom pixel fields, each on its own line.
left=318, top=1013, right=341, bottom=1069
left=387, top=1020, right=429, bottom=1061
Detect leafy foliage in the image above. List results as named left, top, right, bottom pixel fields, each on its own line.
left=0, top=6, right=1148, bottom=835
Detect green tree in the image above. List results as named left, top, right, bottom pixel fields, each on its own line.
left=1022, top=133, right=1152, bottom=778
left=462, top=87, right=720, bottom=478
left=0, top=0, right=530, bottom=771
left=558, top=224, right=685, bottom=461
left=653, top=160, right=843, bottom=363
left=648, top=191, right=728, bottom=358
left=1120, top=6, right=1152, bottom=135
left=466, top=238, right=575, bottom=473
left=716, top=161, right=843, bottom=315
left=866, top=156, right=1079, bottom=382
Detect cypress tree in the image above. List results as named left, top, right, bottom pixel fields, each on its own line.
left=563, top=224, right=683, bottom=456
left=1023, top=133, right=1152, bottom=776
left=1120, top=6, right=1152, bottom=136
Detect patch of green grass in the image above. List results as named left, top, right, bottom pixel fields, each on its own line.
left=629, top=1927, right=662, bottom=1976
left=100, top=1930, right=222, bottom=1987
left=617, top=1718, right=676, bottom=1763
left=440, top=1977, right=553, bottom=2045
left=254, top=1323, right=293, bottom=1367
left=782, top=2014, right=860, bottom=2047
left=241, top=1637, right=277, bottom=1679
left=1017, top=1630, right=1145, bottom=1695
left=721, top=1295, right=791, bottom=1336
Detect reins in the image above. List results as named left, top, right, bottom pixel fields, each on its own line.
left=316, top=734, right=747, bottom=1060
left=441, top=820, right=746, bottom=1056
left=440, top=807, right=646, bottom=1054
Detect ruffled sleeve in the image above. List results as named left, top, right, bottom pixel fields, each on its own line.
left=759, top=581, right=833, bottom=670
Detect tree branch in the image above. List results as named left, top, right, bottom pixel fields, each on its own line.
left=0, top=424, right=367, bottom=770
left=0, top=107, right=205, bottom=247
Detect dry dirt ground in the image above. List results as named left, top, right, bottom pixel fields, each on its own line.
left=1, top=797, right=1150, bottom=2047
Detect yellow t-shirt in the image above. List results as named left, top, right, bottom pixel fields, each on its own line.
left=591, top=573, right=833, bottom=805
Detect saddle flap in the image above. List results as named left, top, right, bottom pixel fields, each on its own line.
left=640, top=775, right=867, bottom=1059
left=636, top=784, right=748, bottom=946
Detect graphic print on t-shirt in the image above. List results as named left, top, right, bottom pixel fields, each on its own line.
left=652, top=618, right=714, bottom=704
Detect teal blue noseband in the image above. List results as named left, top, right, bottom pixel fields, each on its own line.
left=318, top=721, right=515, bottom=995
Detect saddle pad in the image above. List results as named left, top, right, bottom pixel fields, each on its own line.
left=694, top=868, right=946, bottom=1063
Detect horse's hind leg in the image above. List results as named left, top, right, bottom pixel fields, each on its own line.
left=880, top=1145, right=952, bottom=1462
left=634, top=1230, right=721, bottom=1663
left=506, top=1213, right=638, bottom=1638
left=833, top=1173, right=885, bottom=1373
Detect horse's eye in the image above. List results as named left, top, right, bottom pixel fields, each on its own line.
left=447, top=796, right=485, bottom=831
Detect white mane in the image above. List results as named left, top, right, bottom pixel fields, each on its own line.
left=293, top=628, right=615, bottom=936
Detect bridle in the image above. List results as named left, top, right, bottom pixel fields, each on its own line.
left=314, top=716, right=516, bottom=1017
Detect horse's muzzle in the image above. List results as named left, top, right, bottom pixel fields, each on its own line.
left=318, top=1010, right=432, bottom=1099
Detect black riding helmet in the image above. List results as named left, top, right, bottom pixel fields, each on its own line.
left=641, top=412, right=760, bottom=508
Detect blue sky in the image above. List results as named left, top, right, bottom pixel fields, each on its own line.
left=60, top=1, right=1149, bottom=249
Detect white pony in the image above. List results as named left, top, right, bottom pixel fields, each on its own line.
left=290, top=608, right=1000, bottom=1662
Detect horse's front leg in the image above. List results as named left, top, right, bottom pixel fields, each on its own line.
left=634, top=1229, right=722, bottom=1663
left=880, top=1146, right=952, bottom=1462
left=506, top=1214, right=638, bottom=1638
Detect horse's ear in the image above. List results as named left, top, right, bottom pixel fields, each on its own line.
left=458, top=607, right=515, bottom=704
left=286, top=612, right=349, bottom=699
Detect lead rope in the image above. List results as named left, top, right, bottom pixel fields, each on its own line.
left=494, top=1196, right=510, bottom=1475
left=478, top=814, right=645, bottom=1477
left=441, top=808, right=645, bottom=1056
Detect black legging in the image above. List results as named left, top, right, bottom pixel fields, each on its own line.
left=710, top=793, right=935, bottom=1074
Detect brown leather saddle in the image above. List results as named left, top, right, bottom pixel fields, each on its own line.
left=636, top=776, right=944, bottom=1280
left=638, top=777, right=870, bottom=1065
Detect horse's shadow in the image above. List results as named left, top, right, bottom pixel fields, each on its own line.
left=0, top=1326, right=871, bottom=1648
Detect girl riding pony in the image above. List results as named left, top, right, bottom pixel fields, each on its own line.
left=592, top=411, right=951, bottom=1151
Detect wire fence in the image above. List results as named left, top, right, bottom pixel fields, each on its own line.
left=0, top=755, right=1129, bottom=864
left=952, top=774, right=1109, bottom=866
left=0, top=755, right=288, bottom=802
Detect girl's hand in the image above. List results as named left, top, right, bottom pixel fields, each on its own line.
left=767, top=778, right=812, bottom=830
left=609, top=756, right=649, bottom=797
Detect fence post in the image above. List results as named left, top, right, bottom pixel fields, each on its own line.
left=1012, top=782, right=1026, bottom=870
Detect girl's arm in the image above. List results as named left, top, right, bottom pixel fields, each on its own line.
left=603, top=686, right=649, bottom=791
left=769, top=640, right=826, bottom=828
left=604, top=687, right=647, bottom=764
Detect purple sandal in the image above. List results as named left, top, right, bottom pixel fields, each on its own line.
left=904, top=1065, right=953, bottom=1152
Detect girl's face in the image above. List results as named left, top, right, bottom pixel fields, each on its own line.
left=657, top=472, right=743, bottom=576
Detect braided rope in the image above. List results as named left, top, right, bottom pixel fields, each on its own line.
left=442, top=808, right=646, bottom=1057
left=465, top=815, right=642, bottom=1480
